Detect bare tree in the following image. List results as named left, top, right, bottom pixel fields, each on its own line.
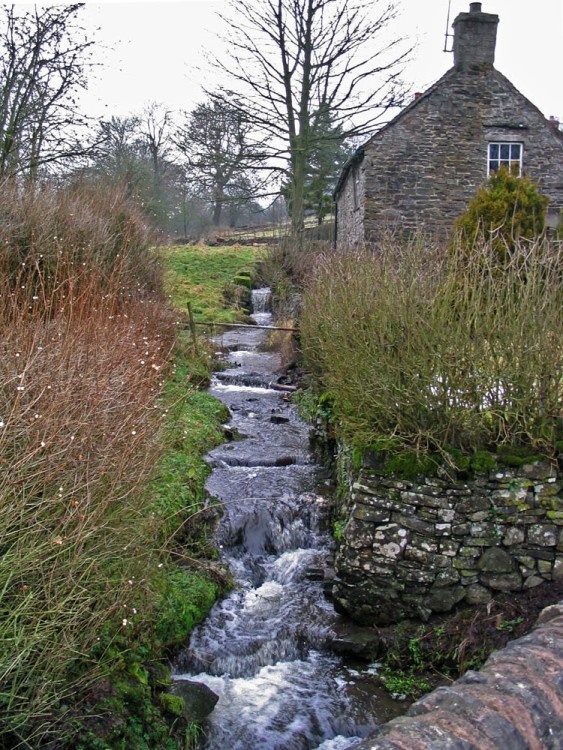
left=0, top=3, right=95, bottom=180
left=212, top=0, right=410, bottom=235
left=175, top=97, right=263, bottom=226
left=93, top=115, right=146, bottom=194
left=139, top=102, right=173, bottom=191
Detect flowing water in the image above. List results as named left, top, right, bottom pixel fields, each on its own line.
left=174, top=289, right=397, bottom=750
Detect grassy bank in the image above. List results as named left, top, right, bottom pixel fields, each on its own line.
left=161, top=244, right=267, bottom=322
left=0, top=187, right=265, bottom=748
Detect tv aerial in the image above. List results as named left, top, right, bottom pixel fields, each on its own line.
left=443, top=0, right=454, bottom=52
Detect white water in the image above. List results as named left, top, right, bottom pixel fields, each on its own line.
left=173, top=289, right=390, bottom=749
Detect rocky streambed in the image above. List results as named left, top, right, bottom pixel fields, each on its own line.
left=172, top=290, right=402, bottom=750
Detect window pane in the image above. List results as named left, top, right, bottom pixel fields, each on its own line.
left=511, top=144, right=521, bottom=159
left=489, top=160, right=499, bottom=172
left=489, top=144, right=499, bottom=159
left=500, top=144, right=510, bottom=159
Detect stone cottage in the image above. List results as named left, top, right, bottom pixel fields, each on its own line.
left=334, top=2, right=563, bottom=245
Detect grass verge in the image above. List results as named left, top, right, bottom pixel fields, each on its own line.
left=160, top=244, right=267, bottom=322
left=0, top=185, right=259, bottom=749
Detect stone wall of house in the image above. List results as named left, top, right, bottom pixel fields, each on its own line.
left=335, top=157, right=365, bottom=246
left=335, top=66, right=563, bottom=245
left=333, top=461, right=563, bottom=626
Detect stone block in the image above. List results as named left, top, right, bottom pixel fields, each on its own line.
left=435, top=523, right=452, bottom=536
left=400, top=491, right=451, bottom=509
left=394, top=513, right=434, bottom=536
left=537, top=559, right=552, bottom=575
left=427, top=585, right=466, bottom=613
left=517, top=511, right=547, bottom=523
left=514, top=554, right=536, bottom=569
left=433, top=568, right=461, bottom=586
left=502, top=527, right=525, bottom=546
left=403, top=568, right=436, bottom=585
left=479, top=571, right=522, bottom=591
left=546, top=510, right=563, bottom=524
left=410, top=536, right=438, bottom=553
left=440, top=539, right=460, bottom=556
left=372, top=523, right=409, bottom=559
left=468, top=511, right=489, bottom=522
left=464, top=537, right=492, bottom=546
left=456, top=496, right=490, bottom=514
left=437, top=508, right=456, bottom=522
left=464, top=584, right=492, bottom=604
left=351, top=504, right=391, bottom=524
left=536, top=482, right=562, bottom=499
left=403, top=547, right=434, bottom=565
left=519, top=461, right=557, bottom=481
left=522, top=547, right=556, bottom=561
left=477, top=547, right=515, bottom=573
left=343, top=519, right=374, bottom=549
left=470, top=522, right=496, bottom=537
left=523, top=575, right=544, bottom=589
left=418, top=508, right=438, bottom=522
left=452, top=523, right=470, bottom=535
left=491, top=469, right=517, bottom=481
left=458, top=545, right=482, bottom=558
left=527, top=524, right=558, bottom=547
left=539, top=494, right=563, bottom=511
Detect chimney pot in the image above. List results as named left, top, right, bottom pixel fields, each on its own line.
left=469, top=2, right=482, bottom=12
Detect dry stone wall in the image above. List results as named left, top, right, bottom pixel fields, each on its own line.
left=333, top=461, right=562, bottom=626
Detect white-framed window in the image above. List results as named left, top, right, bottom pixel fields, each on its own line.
left=488, top=142, right=523, bottom=176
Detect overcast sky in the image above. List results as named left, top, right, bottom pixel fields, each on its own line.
left=68, top=0, right=563, bottom=124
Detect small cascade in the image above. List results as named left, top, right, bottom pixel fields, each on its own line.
left=173, top=289, right=398, bottom=750
left=251, top=287, right=272, bottom=314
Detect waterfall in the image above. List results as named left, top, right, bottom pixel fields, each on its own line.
left=251, top=287, right=272, bottom=314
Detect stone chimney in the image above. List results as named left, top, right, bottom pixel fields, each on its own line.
left=452, top=3, right=499, bottom=70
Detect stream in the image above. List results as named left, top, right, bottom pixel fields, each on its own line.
left=173, top=289, right=399, bottom=750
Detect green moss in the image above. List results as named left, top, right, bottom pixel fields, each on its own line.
left=444, top=446, right=470, bottom=472
left=380, top=668, right=431, bottom=700
left=127, top=661, right=149, bottom=686
left=351, top=447, right=364, bottom=471
left=159, top=693, right=185, bottom=718
left=153, top=568, right=217, bottom=651
left=382, top=451, right=439, bottom=480
left=470, top=450, right=497, bottom=474
left=496, top=445, right=546, bottom=467
left=233, top=273, right=253, bottom=289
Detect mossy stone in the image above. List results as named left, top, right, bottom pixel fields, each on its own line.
left=159, top=693, right=185, bottom=718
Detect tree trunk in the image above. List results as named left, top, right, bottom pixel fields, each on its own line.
left=213, top=189, right=224, bottom=226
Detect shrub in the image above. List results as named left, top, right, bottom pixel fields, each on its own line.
left=300, top=235, right=562, bottom=456
left=454, top=168, right=549, bottom=261
left=0, top=180, right=162, bottom=303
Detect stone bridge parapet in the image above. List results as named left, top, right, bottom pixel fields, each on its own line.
left=353, top=601, right=563, bottom=749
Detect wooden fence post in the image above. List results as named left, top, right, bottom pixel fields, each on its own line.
left=187, top=302, right=199, bottom=355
